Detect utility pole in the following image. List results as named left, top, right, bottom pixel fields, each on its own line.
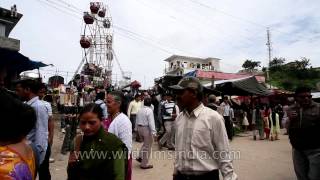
left=266, top=28, right=272, bottom=88
left=115, top=73, right=118, bottom=87
left=66, top=72, right=69, bottom=85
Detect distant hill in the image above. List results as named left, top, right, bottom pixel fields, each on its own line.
left=268, top=58, right=320, bottom=91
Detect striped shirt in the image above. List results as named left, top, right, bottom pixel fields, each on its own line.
left=174, top=103, right=237, bottom=180
left=162, top=101, right=176, bottom=120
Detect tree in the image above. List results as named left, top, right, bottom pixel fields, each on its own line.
left=295, top=57, right=310, bottom=70
left=262, top=67, right=267, bottom=72
left=242, top=59, right=261, bottom=72
left=269, top=57, right=286, bottom=67
left=284, top=57, right=311, bottom=70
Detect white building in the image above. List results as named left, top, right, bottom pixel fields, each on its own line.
left=164, top=55, right=221, bottom=76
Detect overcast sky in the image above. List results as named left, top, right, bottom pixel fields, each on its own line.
left=1, top=0, right=320, bottom=88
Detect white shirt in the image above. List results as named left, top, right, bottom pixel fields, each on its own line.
left=174, top=104, right=237, bottom=180
left=41, top=100, right=52, bottom=116
left=79, top=98, right=84, bottom=107
left=136, top=106, right=156, bottom=135
left=108, top=113, right=133, bottom=153
left=59, top=94, right=65, bottom=105
left=221, top=102, right=231, bottom=116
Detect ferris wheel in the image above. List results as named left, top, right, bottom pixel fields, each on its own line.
left=79, top=2, right=113, bottom=87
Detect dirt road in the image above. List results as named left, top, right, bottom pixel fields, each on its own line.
left=49, top=117, right=296, bottom=180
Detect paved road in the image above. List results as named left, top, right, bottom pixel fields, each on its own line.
left=49, top=117, right=296, bottom=180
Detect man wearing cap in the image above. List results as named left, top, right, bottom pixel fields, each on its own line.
left=170, top=77, right=237, bottom=180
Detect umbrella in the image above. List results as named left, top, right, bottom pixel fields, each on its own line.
left=131, top=80, right=141, bottom=89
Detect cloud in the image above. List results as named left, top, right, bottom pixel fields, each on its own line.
left=1, top=0, right=320, bottom=87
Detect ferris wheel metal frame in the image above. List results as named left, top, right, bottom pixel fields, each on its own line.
left=78, top=2, right=113, bottom=87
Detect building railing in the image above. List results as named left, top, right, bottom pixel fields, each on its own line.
left=165, top=65, right=215, bottom=73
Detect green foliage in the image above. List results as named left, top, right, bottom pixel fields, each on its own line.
left=269, top=57, right=320, bottom=91
left=233, top=125, right=242, bottom=135
left=270, top=57, right=286, bottom=67
left=269, top=57, right=286, bottom=71
left=242, top=59, right=261, bottom=71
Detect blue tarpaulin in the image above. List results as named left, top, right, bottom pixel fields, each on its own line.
left=0, top=48, right=48, bottom=73
left=184, top=70, right=197, bottom=77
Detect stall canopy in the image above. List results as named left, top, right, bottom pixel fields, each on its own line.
left=207, top=76, right=271, bottom=96
left=0, top=48, right=49, bottom=73
left=155, top=74, right=183, bottom=89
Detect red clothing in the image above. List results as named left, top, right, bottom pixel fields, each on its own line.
left=102, top=117, right=112, bottom=131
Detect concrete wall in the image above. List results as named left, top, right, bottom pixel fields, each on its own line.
left=0, top=36, right=20, bottom=51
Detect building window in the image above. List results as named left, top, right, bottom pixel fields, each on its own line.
left=197, top=63, right=200, bottom=69
left=202, top=64, right=205, bottom=69
left=170, top=62, right=173, bottom=68
left=183, top=62, right=187, bottom=68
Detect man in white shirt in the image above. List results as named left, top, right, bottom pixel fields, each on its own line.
left=220, top=97, right=233, bottom=140
left=135, top=97, right=157, bottom=169
left=170, top=77, right=237, bottom=180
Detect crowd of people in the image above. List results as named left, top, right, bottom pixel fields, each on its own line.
left=0, top=76, right=319, bottom=180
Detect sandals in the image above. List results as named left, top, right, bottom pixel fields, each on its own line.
left=140, top=165, right=153, bottom=169
left=135, top=157, right=142, bottom=163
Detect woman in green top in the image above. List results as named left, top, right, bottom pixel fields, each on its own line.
left=67, top=103, right=127, bottom=180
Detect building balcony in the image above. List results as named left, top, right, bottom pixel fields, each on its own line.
left=165, top=65, right=215, bottom=74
